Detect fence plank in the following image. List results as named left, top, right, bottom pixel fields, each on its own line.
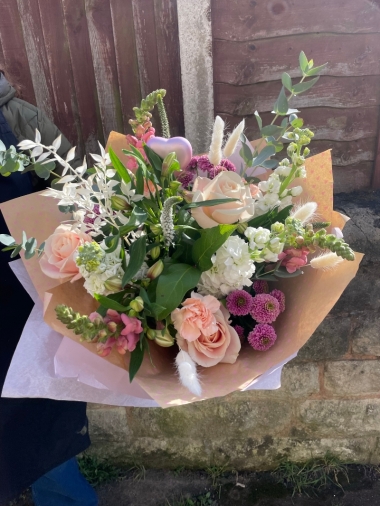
left=212, top=0, right=380, bottom=42
left=61, top=0, right=103, bottom=152
left=85, top=0, right=124, bottom=141
left=334, top=163, right=373, bottom=193
left=221, top=106, right=379, bottom=143
left=214, top=33, right=380, bottom=85
left=310, top=138, right=376, bottom=167
left=215, top=76, right=380, bottom=116
left=154, top=0, right=185, bottom=136
left=37, top=0, right=81, bottom=149
left=16, top=0, right=56, bottom=121
left=109, top=0, right=141, bottom=130
left=0, top=0, right=36, bottom=105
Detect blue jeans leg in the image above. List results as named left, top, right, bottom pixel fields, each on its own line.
left=31, top=457, right=98, bottom=506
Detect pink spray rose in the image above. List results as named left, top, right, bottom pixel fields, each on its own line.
left=172, top=292, right=241, bottom=367
left=39, top=224, right=91, bottom=281
left=278, top=247, right=309, bottom=274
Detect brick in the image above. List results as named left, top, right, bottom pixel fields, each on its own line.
left=281, top=362, right=320, bottom=397
left=352, top=314, right=380, bottom=355
left=324, top=360, right=380, bottom=395
left=299, top=399, right=380, bottom=436
left=296, top=316, right=350, bottom=361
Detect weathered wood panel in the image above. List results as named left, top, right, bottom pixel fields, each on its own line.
left=221, top=107, right=379, bottom=142
left=154, top=0, right=185, bottom=136
left=214, top=33, right=380, bottom=85
left=212, top=0, right=380, bottom=42
left=0, top=0, right=36, bottom=105
left=85, top=0, right=124, bottom=140
left=310, top=138, right=376, bottom=167
left=215, top=76, right=380, bottom=116
left=16, top=0, right=56, bottom=121
left=61, top=0, right=103, bottom=152
left=333, top=163, right=373, bottom=193
left=37, top=0, right=80, bottom=148
left=109, top=0, right=141, bottom=128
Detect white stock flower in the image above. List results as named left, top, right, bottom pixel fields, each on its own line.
left=197, top=235, right=255, bottom=298
left=244, top=227, right=271, bottom=250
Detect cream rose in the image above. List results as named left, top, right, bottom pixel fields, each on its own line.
left=172, top=292, right=241, bottom=367
left=191, top=172, right=256, bottom=229
left=39, top=224, right=91, bottom=280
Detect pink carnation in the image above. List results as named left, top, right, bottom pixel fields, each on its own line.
left=253, top=280, right=269, bottom=294
left=270, top=289, right=286, bottom=313
left=251, top=294, right=280, bottom=324
left=248, top=324, right=277, bottom=351
left=185, top=156, right=200, bottom=171
left=176, top=170, right=195, bottom=188
left=197, top=155, right=214, bottom=173
left=226, top=290, right=254, bottom=316
left=278, top=247, right=309, bottom=274
left=219, top=158, right=236, bottom=172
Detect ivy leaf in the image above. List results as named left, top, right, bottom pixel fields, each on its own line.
left=192, top=224, right=236, bottom=272
left=122, top=235, right=146, bottom=287
left=156, top=264, right=201, bottom=319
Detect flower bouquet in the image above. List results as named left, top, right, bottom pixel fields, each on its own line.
left=0, top=53, right=362, bottom=407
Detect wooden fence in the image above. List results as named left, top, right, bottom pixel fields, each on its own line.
left=1, top=0, right=380, bottom=192
left=0, top=0, right=184, bottom=158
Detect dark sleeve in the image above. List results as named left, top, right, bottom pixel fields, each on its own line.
left=36, top=108, right=82, bottom=171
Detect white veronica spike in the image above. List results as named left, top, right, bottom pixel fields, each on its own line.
left=208, top=116, right=225, bottom=166
left=222, top=119, right=245, bottom=158
left=175, top=350, right=202, bottom=397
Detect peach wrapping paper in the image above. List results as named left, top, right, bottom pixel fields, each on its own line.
left=0, top=134, right=363, bottom=408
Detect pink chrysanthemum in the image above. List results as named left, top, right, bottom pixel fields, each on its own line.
left=270, top=289, right=286, bottom=313
left=208, top=165, right=226, bottom=179
left=197, top=155, right=214, bottom=173
left=248, top=324, right=277, bottom=351
left=176, top=171, right=195, bottom=188
left=251, top=294, right=280, bottom=324
left=234, top=325, right=245, bottom=342
left=253, top=280, right=269, bottom=294
left=226, top=290, right=254, bottom=316
left=185, top=156, right=200, bottom=172
left=220, top=158, right=236, bottom=172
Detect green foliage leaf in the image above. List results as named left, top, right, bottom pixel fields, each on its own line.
left=304, top=63, right=327, bottom=77
left=274, top=268, right=303, bottom=278
left=273, top=86, right=289, bottom=115
left=281, top=72, right=293, bottom=92
left=0, top=158, right=19, bottom=175
left=254, top=111, right=262, bottom=129
left=260, top=125, right=284, bottom=137
left=192, top=224, right=236, bottom=272
left=34, top=161, right=55, bottom=179
left=291, top=118, right=304, bottom=128
left=10, top=244, right=22, bottom=258
left=135, top=166, right=144, bottom=195
left=129, top=338, right=145, bottom=382
left=109, top=147, right=131, bottom=184
left=143, top=144, right=164, bottom=173
left=122, top=235, right=146, bottom=287
left=119, top=206, right=147, bottom=236
left=93, top=293, right=129, bottom=312
left=0, top=234, right=15, bottom=246
left=184, top=198, right=239, bottom=210
left=58, top=204, right=75, bottom=214
left=24, top=237, right=37, bottom=259
left=292, top=77, right=320, bottom=95
left=239, top=135, right=253, bottom=165
left=104, top=234, right=120, bottom=253
left=299, top=51, right=309, bottom=73
left=252, top=145, right=276, bottom=168
left=156, top=263, right=201, bottom=319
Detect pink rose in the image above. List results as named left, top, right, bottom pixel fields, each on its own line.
left=191, top=171, right=255, bottom=229
left=172, top=292, right=241, bottom=367
left=39, top=224, right=91, bottom=280
left=278, top=247, right=309, bottom=273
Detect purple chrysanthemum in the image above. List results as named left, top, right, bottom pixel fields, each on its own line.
left=226, top=290, right=254, bottom=316
left=197, top=155, right=214, bottom=173
left=208, top=165, right=226, bottom=179
left=220, top=158, right=237, bottom=172
left=248, top=324, right=277, bottom=351
left=270, top=289, right=286, bottom=313
left=253, top=280, right=269, bottom=294
left=84, top=204, right=100, bottom=225
left=234, top=325, right=245, bottom=343
left=176, top=170, right=195, bottom=188
left=250, top=294, right=280, bottom=324
left=185, top=156, right=200, bottom=172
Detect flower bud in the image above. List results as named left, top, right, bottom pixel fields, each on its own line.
left=169, top=181, right=182, bottom=192
left=98, top=329, right=107, bottom=340
left=147, top=328, right=156, bottom=340
left=104, top=275, right=123, bottom=292
left=147, top=260, right=164, bottom=280
left=161, top=152, right=177, bottom=177
left=150, top=246, right=160, bottom=260
left=130, top=296, right=144, bottom=312
left=154, top=330, right=175, bottom=347
left=107, top=321, right=117, bottom=333
left=111, top=195, right=131, bottom=211
left=295, top=236, right=304, bottom=245
left=150, top=224, right=162, bottom=236
left=237, top=222, right=248, bottom=234
left=128, top=309, right=138, bottom=317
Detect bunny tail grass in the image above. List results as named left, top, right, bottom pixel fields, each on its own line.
left=175, top=350, right=202, bottom=397
left=208, top=116, right=225, bottom=166
left=223, top=119, right=245, bottom=158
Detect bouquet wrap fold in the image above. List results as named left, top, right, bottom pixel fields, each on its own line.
left=0, top=133, right=362, bottom=408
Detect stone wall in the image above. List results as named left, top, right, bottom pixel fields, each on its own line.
left=87, top=191, right=380, bottom=470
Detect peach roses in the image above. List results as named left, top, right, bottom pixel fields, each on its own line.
left=39, top=224, right=91, bottom=280
left=171, top=292, right=241, bottom=367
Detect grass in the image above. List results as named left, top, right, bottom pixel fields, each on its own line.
left=129, top=462, right=146, bottom=482
left=205, top=464, right=228, bottom=487
left=77, top=454, right=121, bottom=487
left=273, top=453, right=349, bottom=497
left=165, top=492, right=215, bottom=506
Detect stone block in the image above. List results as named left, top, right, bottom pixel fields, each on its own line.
left=332, top=264, right=380, bottom=313
left=296, top=316, right=350, bottom=361
left=352, top=314, right=380, bottom=355
left=324, top=360, right=380, bottom=395
left=88, top=407, right=129, bottom=442
left=281, top=362, right=320, bottom=397
left=299, top=399, right=380, bottom=437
